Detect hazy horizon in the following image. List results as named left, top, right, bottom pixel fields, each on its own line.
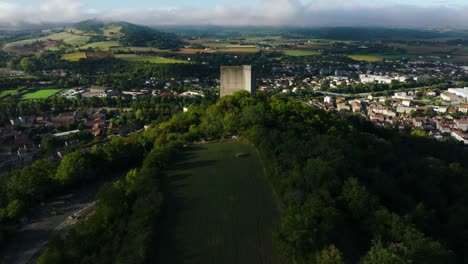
left=0, top=0, right=467, bottom=29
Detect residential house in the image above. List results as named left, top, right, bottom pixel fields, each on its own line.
left=336, top=103, right=350, bottom=111
left=459, top=103, right=468, bottom=113
left=84, top=118, right=106, bottom=129
left=397, top=106, right=417, bottom=114
left=451, top=130, right=468, bottom=144
left=455, top=119, right=468, bottom=131
left=426, top=90, right=437, bottom=97
left=51, top=112, right=78, bottom=127
left=441, top=92, right=466, bottom=103
left=413, top=117, right=425, bottom=128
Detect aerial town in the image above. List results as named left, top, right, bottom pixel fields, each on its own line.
left=2, top=57, right=468, bottom=177
left=2, top=11, right=468, bottom=263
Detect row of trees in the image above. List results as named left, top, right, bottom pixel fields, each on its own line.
left=0, top=95, right=206, bottom=124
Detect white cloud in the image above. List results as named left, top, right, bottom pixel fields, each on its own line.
left=0, top=0, right=85, bottom=25
left=0, top=0, right=467, bottom=28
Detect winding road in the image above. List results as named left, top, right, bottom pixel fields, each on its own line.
left=0, top=173, right=125, bottom=264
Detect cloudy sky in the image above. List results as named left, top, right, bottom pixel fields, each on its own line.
left=1, top=0, right=467, bottom=28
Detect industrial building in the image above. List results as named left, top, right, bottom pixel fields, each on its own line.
left=448, top=88, right=468, bottom=99
left=220, top=65, right=255, bottom=97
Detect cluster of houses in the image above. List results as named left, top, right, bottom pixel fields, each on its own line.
left=61, top=81, right=207, bottom=100
left=263, top=56, right=468, bottom=93
left=0, top=70, right=25, bottom=77
left=0, top=107, right=135, bottom=174
left=308, top=88, right=468, bottom=144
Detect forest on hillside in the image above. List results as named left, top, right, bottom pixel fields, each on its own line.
left=21, top=92, right=468, bottom=263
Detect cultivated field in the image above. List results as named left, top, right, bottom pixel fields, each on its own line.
left=4, top=32, right=90, bottom=52
left=348, top=54, right=383, bottom=62
left=77, top=41, right=120, bottom=50
left=103, top=26, right=123, bottom=39
left=114, top=54, right=189, bottom=63
left=158, top=142, right=285, bottom=264
left=62, top=52, right=87, bottom=61
left=21, top=89, right=62, bottom=100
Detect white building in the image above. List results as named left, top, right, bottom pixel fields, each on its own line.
left=451, top=131, right=468, bottom=144
left=441, top=92, right=466, bottom=103
left=360, top=74, right=408, bottom=84
left=180, top=91, right=205, bottom=97
left=324, top=96, right=334, bottom=103
left=455, top=119, right=468, bottom=131
left=392, top=92, right=414, bottom=101
left=448, top=88, right=468, bottom=99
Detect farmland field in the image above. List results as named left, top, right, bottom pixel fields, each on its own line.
left=62, top=52, right=87, bottom=61
left=219, top=47, right=259, bottom=53
left=21, top=89, right=62, bottom=100
left=284, top=50, right=321, bottom=56
left=4, top=32, right=90, bottom=51
left=203, top=42, right=235, bottom=48
left=115, top=54, right=189, bottom=63
left=389, top=44, right=459, bottom=55
left=348, top=54, right=383, bottom=62
left=103, top=26, right=123, bottom=39
left=157, top=142, right=285, bottom=264
left=77, top=41, right=121, bottom=50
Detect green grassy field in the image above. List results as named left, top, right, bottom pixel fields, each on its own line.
left=158, top=142, right=285, bottom=264
left=62, top=52, right=87, bottom=61
left=284, top=50, right=321, bottom=56
left=219, top=47, right=260, bottom=53
left=203, top=42, right=235, bottom=48
left=348, top=54, right=383, bottom=62
left=21, top=89, right=62, bottom=100
left=115, top=54, right=189, bottom=63
left=0, top=90, right=18, bottom=98
left=4, top=32, right=90, bottom=50
left=103, top=26, right=123, bottom=39
left=77, top=41, right=121, bottom=50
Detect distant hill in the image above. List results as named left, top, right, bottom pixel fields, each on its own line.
left=71, top=20, right=185, bottom=49
left=2, top=19, right=185, bottom=54
left=156, top=25, right=468, bottom=40
left=284, top=27, right=468, bottom=41
left=72, top=19, right=107, bottom=34
left=117, top=22, right=185, bottom=49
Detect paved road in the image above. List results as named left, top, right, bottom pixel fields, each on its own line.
left=0, top=173, right=125, bottom=264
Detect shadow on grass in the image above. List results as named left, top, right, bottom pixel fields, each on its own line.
left=158, top=180, right=203, bottom=264
left=180, top=160, right=217, bottom=170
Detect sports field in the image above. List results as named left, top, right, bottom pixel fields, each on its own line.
left=21, top=89, right=62, bottom=100
left=158, top=142, right=285, bottom=264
